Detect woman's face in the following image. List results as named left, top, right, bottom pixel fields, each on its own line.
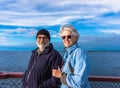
left=61, top=30, right=76, bottom=48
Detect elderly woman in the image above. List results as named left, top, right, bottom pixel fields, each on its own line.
left=52, top=24, right=91, bottom=88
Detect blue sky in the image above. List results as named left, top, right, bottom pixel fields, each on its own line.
left=0, top=0, right=120, bottom=51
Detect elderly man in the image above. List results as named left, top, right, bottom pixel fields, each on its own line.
left=23, top=29, right=63, bottom=88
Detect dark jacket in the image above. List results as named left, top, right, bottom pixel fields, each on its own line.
left=23, top=43, right=63, bottom=88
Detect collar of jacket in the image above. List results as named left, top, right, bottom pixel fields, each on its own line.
left=65, top=42, right=79, bottom=54
left=32, top=43, right=53, bottom=54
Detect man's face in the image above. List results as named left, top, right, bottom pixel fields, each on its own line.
left=36, top=34, right=49, bottom=49
left=61, top=30, right=76, bottom=48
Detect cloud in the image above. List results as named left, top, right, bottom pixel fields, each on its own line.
left=0, top=0, right=120, bottom=27
left=0, top=28, right=37, bottom=46
left=0, top=0, right=120, bottom=50
left=0, top=28, right=37, bottom=37
left=48, top=30, right=59, bottom=38
left=79, top=34, right=120, bottom=50
left=0, top=36, right=7, bottom=42
left=0, top=27, right=61, bottom=46
left=100, top=29, right=120, bottom=35
left=0, top=10, right=94, bottom=26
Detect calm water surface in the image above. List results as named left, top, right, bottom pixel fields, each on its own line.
left=0, top=51, right=120, bottom=76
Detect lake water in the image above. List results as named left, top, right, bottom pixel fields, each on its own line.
left=0, top=50, right=120, bottom=76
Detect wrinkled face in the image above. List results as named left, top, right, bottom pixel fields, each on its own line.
left=61, top=30, right=76, bottom=48
left=36, top=35, right=49, bottom=49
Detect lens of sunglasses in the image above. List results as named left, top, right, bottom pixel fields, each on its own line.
left=62, top=35, right=72, bottom=39
left=62, top=36, right=65, bottom=39
left=67, top=35, right=71, bottom=39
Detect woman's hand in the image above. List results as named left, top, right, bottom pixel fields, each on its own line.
left=52, top=67, right=62, bottom=78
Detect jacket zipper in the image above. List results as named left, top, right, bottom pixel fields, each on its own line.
left=26, top=61, right=36, bottom=88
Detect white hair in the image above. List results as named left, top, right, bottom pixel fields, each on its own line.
left=59, top=24, right=79, bottom=41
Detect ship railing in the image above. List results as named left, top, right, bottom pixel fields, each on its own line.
left=0, top=72, right=120, bottom=88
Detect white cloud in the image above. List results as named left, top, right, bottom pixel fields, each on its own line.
left=0, top=28, right=37, bottom=37
left=0, top=28, right=61, bottom=46
left=0, top=0, right=120, bottom=48
left=0, top=0, right=120, bottom=27
left=0, top=28, right=37, bottom=46
left=100, top=29, right=120, bottom=35
left=0, top=10, right=94, bottom=26
left=0, top=36, right=7, bottom=42
left=79, top=34, right=120, bottom=50
left=48, top=30, right=60, bottom=38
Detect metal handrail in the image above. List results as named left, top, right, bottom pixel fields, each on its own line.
left=0, top=72, right=23, bottom=79
left=1, top=71, right=120, bottom=82
left=89, top=75, right=120, bottom=82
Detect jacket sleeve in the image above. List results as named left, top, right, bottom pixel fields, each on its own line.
left=66, top=49, right=90, bottom=88
left=39, top=51, right=63, bottom=88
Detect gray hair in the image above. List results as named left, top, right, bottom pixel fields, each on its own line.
left=59, top=24, right=79, bottom=40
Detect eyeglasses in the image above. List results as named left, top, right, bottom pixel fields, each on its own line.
left=61, top=35, right=72, bottom=40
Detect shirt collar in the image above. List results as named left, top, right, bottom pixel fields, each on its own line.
left=65, top=42, right=79, bottom=54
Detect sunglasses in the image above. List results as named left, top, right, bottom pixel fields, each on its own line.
left=61, top=35, right=72, bottom=40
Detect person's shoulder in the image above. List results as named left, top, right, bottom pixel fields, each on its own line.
left=75, top=46, right=83, bottom=52
left=52, top=48, right=60, bottom=54
left=52, top=48, right=63, bottom=56
left=74, top=47, right=87, bottom=55
left=31, top=48, right=38, bottom=53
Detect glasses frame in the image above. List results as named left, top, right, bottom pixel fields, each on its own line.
left=61, top=35, right=72, bottom=40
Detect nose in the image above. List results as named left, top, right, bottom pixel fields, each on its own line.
left=63, top=38, right=69, bottom=41
left=39, top=38, right=44, bottom=42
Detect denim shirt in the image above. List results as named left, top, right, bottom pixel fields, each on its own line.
left=61, top=43, right=91, bottom=88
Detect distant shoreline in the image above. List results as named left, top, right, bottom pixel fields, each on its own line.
left=88, top=50, right=120, bottom=52
left=0, top=50, right=120, bottom=52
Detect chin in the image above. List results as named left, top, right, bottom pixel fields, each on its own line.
left=64, top=45, right=70, bottom=48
